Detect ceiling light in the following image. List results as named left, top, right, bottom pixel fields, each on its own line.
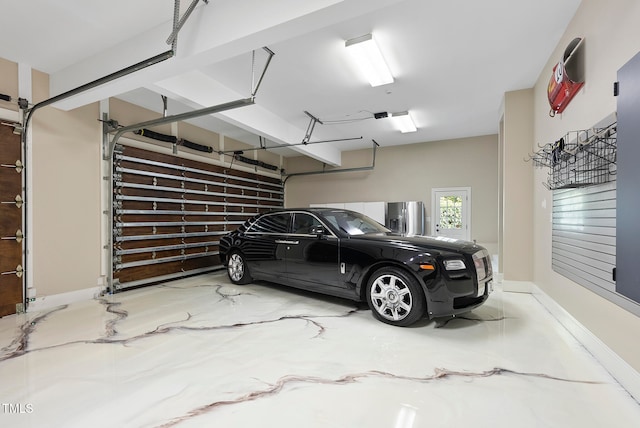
left=345, top=34, right=394, bottom=87
left=390, top=111, right=417, bottom=133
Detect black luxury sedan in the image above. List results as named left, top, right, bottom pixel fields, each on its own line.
left=219, top=208, right=493, bottom=327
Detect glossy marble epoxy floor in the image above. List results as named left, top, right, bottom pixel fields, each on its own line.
left=1, top=273, right=639, bottom=427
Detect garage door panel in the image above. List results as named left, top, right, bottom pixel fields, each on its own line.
left=0, top=173, right=21, bottom=195
left=183, top=235, right=221, bottom=245
left=113, top=145, right=282, bottom=291
left=0, top=240, right=22, bottom=271
left=0, top=123, right=22, bottom=316
left=115, top=261, right=188, bottom=283
left=182, top=255, right=220, bottom=271
left=0, top=206, right=21, bottom=236
left=0, top=125, right=21, bottom=163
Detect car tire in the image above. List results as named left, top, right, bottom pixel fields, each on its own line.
left=366, top=267, right=425, bottom=327
left=227, top=251, right=253, bottom=285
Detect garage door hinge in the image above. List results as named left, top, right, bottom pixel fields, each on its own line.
left=1, top=265, right=23, bottom=278
left=0, top=194, right=24, bottom=208
left=1, top=229, right=23, bottom=243
left=0, top=159, right=23, bottom=173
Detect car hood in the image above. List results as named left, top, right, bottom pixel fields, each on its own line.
left=350, top=233, right=483, bottom=254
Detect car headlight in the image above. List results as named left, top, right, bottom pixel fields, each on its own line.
left=472, top=250, right=491, bottom=281
left=443, top=259, right=466, bottom=270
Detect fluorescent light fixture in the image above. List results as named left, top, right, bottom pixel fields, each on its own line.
left=390, top=111, right=417, bottom=133
left=345, top=34, right=394, bottom=87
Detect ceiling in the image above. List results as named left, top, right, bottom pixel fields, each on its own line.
left=0, top=0, right=582, bottom=166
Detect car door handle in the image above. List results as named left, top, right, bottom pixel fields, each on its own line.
left=275, top=240, right=299, bottom=245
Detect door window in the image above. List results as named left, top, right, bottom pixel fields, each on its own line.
left=439, top=195, right=463, bottom=230
left=432, top=188, right=471, bottom=241
left=292, top=213, right=322, bottom=234
left=247, top=213, right=291, bottom=234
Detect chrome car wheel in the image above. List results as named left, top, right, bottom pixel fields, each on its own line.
left=367, top=268, right=425, bottom=326
left=227, top=251, right=252, bottom=285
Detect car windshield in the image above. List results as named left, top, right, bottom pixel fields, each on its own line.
left=320, top=210, right=390, bottom=236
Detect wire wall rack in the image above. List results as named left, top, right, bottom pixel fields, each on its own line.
left=525, top=122, right=617, bottom=190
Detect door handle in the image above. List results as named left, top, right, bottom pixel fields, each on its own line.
left=275, top=240, right=299, bottom=245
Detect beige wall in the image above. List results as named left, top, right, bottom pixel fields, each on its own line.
left=0, top=57, right=18, bottom=112
left=531, top=0, right=640, bottom=371
left=285, top=135, right=499, bottom=252
left=501, top=89, right=534, bottom=281
left=30, top=70, right=102, bottom=296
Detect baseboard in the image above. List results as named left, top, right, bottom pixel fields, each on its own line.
left=27, top=286, right=104, bottom=312
left=501, top=279, right=535, bottom=293
left=530, top=283, right=640, bottom=403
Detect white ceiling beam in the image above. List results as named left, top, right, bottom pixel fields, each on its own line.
left=48, top=0, right=404, bottom=110
left=150, top=71, right=343, bottom=166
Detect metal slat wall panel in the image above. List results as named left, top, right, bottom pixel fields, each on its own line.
left=553, top=247, right=615, bottom=282
left=553, top=224, right=615, bottom=235
left=553, top=230, right=616, bottom=246
left=552, top=180, right=640, bottom=315
left=552, top=182, right=616, bottom=289
left=112, top=145, right=283, bottom=290
left=552, top=261, right=615, bottom=294
left=553, top=240, right=615, bottom=260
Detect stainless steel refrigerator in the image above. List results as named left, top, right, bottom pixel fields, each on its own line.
left=385, top=201, right=425, bottom=236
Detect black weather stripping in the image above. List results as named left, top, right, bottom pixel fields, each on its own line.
left=135, top=128, right=213, bottom=153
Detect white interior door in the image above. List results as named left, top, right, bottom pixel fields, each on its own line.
left=432, top=188, right=471, bottom=241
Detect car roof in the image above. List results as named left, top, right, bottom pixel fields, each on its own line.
left=261, top=208, right=352, bottom=215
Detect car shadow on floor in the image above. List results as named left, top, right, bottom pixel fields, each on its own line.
left=239, top=280, right=510, bottom=331
left=250, top=280, right=363, bottom=311
left=247, top=280, right=446, bottom=328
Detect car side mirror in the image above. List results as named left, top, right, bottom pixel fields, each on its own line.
left=310, top=225, right=327, bottom=238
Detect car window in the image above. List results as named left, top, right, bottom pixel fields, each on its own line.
left=292, top=213, right=323, bottom=234
left=247, top=212, right=291, bottom=234
left=321, top=210, right=390, bottom=236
